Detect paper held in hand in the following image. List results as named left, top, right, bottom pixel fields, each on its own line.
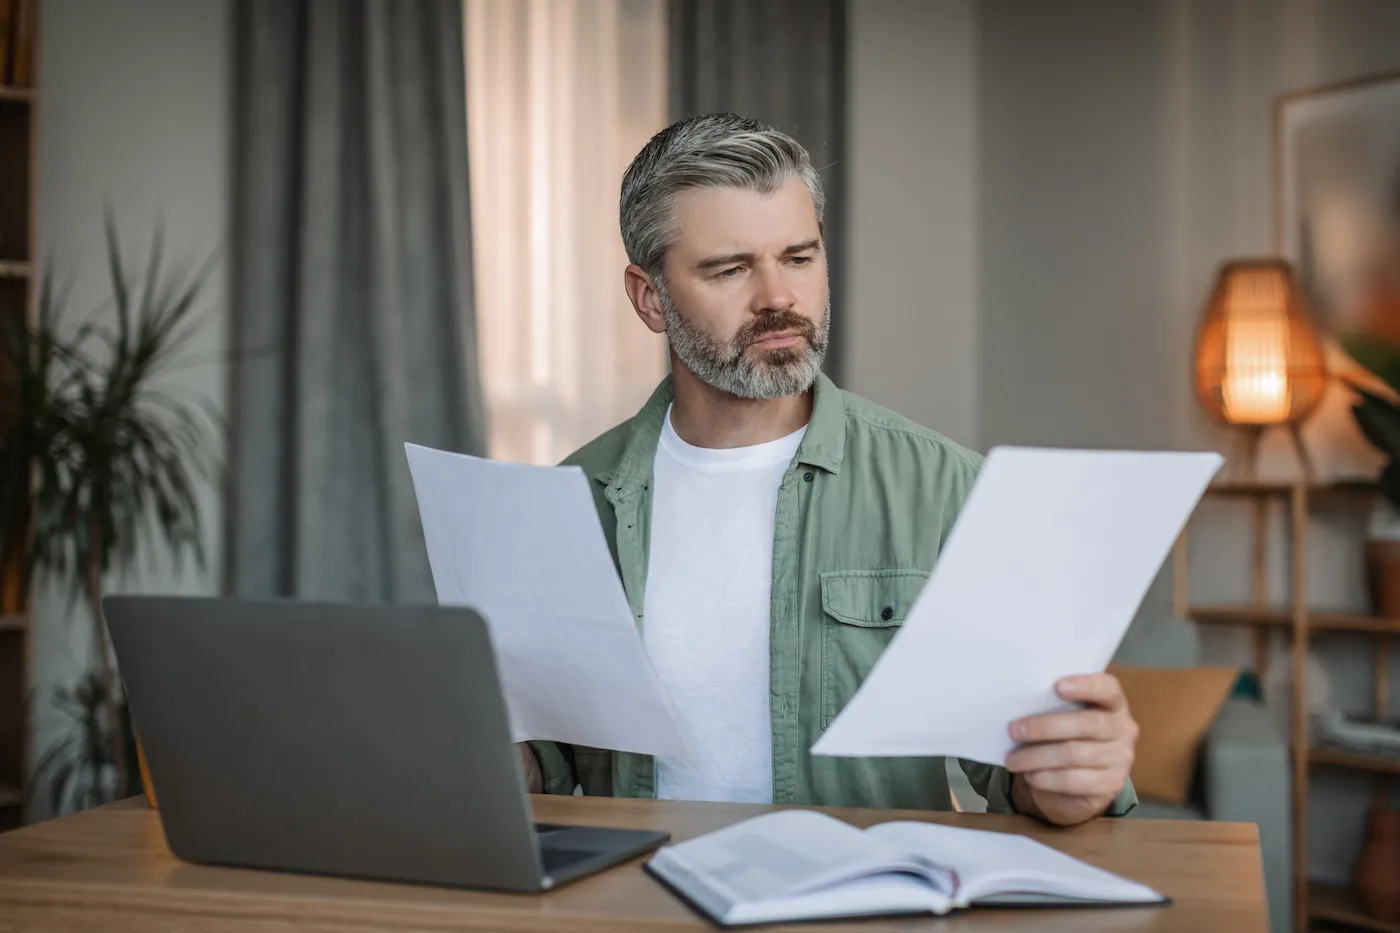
left=812, top=446, right=1222, bottom=764
left=404, top=443, right=689, bottom=760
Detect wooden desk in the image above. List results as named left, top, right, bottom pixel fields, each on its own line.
left=0, top=795, right=1266, bottom=932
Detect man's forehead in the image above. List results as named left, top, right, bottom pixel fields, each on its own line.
left=670, top=180, right=820, bottom=255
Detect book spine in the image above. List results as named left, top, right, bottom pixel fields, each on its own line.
left=0, top=0, right=13, bottom=86
left=11, top=0, right=30, bottom=87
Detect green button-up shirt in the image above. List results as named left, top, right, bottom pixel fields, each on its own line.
left=530, top=372, right=1137, bottom=817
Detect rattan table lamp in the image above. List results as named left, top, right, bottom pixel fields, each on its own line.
left=1193, top=259, right=1328, bottom=481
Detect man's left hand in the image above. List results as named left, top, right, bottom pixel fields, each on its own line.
left=1004, top=673, right=1138, bottom=827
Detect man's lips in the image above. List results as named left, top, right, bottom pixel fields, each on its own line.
left=748, top=330, right=805, bottom=349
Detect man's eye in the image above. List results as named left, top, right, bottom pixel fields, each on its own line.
left=717, top=266, right=743, bottom=278
left=789, top=256, right=812, bottom=266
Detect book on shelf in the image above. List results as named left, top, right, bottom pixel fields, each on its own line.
left=0, top=0, right=11, bottom=85
left=644, top=810, right=1168, bottom=927
left=0, top=0, right=32, bottom=88
left=10, top=0, right=29, bottom=87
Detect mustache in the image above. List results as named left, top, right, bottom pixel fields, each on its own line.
left=738, top=312, right=819, bottom=348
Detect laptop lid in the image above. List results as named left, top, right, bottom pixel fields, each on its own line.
left=104, top=596, right=548, bottom=891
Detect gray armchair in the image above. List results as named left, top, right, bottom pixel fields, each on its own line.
left=1114, top=606, right=1292, bottom=933
left=1128, top=695, right=1292, bottom=933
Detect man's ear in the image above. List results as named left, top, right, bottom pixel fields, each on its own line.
left=625, top=264, right=668, bottom=335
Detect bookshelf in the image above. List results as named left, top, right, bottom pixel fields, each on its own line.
left=0, top=0, right=36, bottom=832
left=1174, top=481, right=1398, bottom=933
left=1311, top=882, right=1400, bottom=933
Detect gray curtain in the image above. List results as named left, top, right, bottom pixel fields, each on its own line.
left=668, top=0, right=848, bottom=384
left=227, top=0, right=487, bottom=602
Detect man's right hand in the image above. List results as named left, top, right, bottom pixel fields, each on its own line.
left=517, top=743, right=543, bottom=794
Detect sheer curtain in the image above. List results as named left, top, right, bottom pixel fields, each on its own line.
left=464, top=0, right=669, bottom=465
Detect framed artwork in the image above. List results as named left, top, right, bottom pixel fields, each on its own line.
left=1275, top=70, right=1400, bottom=341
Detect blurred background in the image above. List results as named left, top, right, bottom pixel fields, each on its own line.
left=3, top=2, right=1400, bottom=931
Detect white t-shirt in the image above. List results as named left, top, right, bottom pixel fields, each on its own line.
left=642, top=405, right=806, bottom=803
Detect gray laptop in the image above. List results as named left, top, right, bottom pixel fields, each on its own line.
left=103, top=595, right=668, bottom=892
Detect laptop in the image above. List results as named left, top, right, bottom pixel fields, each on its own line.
left=102, top=595, right=669, bottom=892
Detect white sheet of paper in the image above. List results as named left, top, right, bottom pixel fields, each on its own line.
left=404, top=443, right=689, bottom=759
left=811, top=446, right=1221, bottom=763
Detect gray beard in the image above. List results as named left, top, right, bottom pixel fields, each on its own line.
left=658, top=281, right=831, bottom=400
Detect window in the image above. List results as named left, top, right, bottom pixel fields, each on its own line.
left=464, top=0, right=669, bottom=465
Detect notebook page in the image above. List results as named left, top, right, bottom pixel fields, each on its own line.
left=654, top=811, right=914, bottom=904
left=732, top=874, right=951, bottom=926
left=866, top=822, right=1164, bottom=905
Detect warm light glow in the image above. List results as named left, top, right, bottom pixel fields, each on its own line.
left=1220, top=268, right=1292, bottom=424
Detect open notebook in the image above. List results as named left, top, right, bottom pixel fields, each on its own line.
left=645, top=811, right=1168, bottom=927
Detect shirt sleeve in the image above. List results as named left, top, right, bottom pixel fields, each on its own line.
left=527, top=740, right=578, bottom=795
left=956, top=759, right=1139, bottom=818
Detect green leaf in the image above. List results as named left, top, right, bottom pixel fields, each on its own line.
left=1341, top=332, right=1400, bottom=396
left=1352, top=389, right=1400, bottom=458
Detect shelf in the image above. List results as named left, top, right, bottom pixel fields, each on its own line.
left=0, top=785, right=19, bottom=808
left=0, top=260, right=30, bottom=280
left=1204, top=480, right=1378, bottom=500
left=0, top=86, right=32, bottom=104
left=1188, top=605, right=1400, bottom=635
left=1310, top=881, right=1400, bottom=933
left=1311, top=744, right=1400, bottom=776
left=0, top=615, right=24, bottom=633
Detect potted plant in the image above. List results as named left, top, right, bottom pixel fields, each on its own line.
left=0, top=216, right=219, bottom=816
left=1339, top=332, right=1400, bottom=617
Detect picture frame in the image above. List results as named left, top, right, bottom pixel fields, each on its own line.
left=1274, top=69, right=1400, bottom=340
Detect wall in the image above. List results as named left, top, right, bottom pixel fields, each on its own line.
left=31, top=0, right=230, bottom=809
left=844, top=0, right=979, bottom=450
left=969, top=0, right=1400, bottom=885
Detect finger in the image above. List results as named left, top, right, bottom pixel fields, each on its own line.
left=1005, top=740, right=1127, bottom=773
left=1024, top=767, right=1126, bottom=798
left=1056, top=673, right=1125, bottom=710
left=1011, top=709, right=1117, bottom=743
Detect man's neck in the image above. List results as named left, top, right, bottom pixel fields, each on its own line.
left=668, top=360, right=814, bottom=449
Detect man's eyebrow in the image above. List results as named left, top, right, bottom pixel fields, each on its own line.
left=696, top=251, right=753, bottom=271
left=695, top=239, right=822, bottom=271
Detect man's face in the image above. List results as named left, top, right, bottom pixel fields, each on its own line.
left=658, top=179, right=830, bottom=399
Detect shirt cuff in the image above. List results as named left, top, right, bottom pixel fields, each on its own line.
left=526, top=741, right=577, bottom=795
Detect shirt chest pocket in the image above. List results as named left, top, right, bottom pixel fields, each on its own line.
left=818, top=569, right=931, bottom=730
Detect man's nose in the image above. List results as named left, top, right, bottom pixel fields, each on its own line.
left=752, top=262, right=797, bottom=313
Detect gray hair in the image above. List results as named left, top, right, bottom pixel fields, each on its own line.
left=619, top=113, right=825, bottom=280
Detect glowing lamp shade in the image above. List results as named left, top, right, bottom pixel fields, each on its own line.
left=1193, top=260, right=1327, bottom=428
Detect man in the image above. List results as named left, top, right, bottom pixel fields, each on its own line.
left=521, top=113, right=1138, bottom=826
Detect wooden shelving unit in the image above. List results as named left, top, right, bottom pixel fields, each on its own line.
left=1175, top=481, right=1398, bottom=933
left=1192, top=605, right=1400, bottom=636
left=0, top=0, right=38, bottom=833
left=1310, top=882, right=1400, bottom=933
left=1311, top=745, right=1400, bottom=777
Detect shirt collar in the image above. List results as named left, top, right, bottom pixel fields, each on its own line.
left=594, top=371, right=848, bottom=493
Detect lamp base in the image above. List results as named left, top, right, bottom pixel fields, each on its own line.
left=1230, top=423, right=1316, bottom=484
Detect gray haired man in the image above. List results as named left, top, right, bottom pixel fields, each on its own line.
left=520, top=113, right=1140, bottom=826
